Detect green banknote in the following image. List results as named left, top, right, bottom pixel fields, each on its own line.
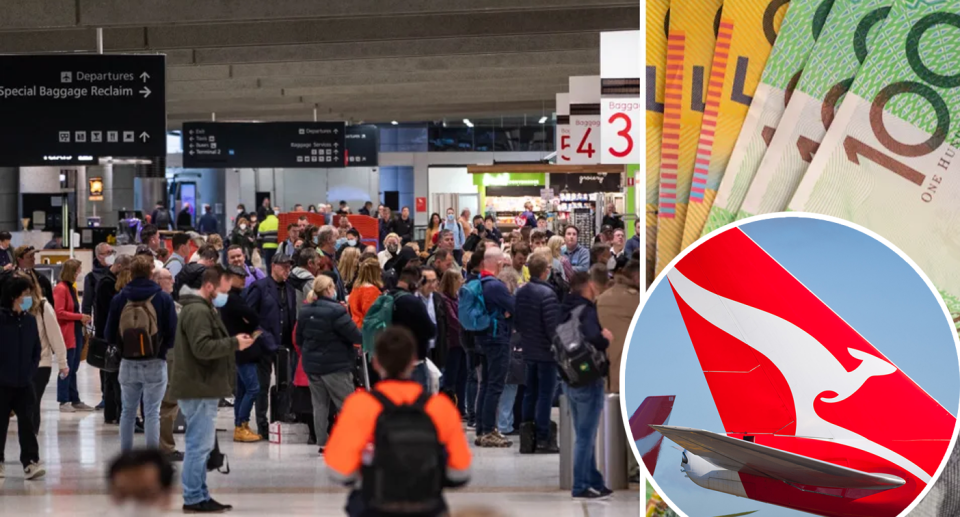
left=702, top=0, right=834, bottom=236
left=789, top=0, right=960, bottom=321
left=738, top=0, right=894, bottom=219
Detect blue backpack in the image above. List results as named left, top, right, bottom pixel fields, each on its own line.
left=458, top=277, right=493, bottom=333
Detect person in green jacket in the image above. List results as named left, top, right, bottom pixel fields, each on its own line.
left=170, top=265, right=255, bottom=513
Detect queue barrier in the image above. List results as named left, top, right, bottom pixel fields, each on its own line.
left=559, top=393, right=629, bottom=491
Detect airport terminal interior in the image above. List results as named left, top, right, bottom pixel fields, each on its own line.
left=0, top=1, right=643, bottom=516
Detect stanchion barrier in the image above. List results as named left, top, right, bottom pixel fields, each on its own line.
left=559, top=394, right=573, bottom=490
left=599, top=393, right=628, bottom=489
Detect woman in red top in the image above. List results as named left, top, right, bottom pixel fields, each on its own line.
left=54, top=259, right=93, bottom=412
left=348, top=258, right=383, bottom=331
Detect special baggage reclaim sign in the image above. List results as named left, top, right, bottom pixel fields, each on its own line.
left=0, top=54, right=166, bottom=165
left=182, top=122, right=347, bottom=169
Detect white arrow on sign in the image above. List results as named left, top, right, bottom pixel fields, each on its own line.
left=189, top=150, right=194, bottom=155
left=333, top=129, right=339, bottom=134
left=140, top=86, right=151, bottom=98
left=139, top=132, right=150, bottom=142
left=140, top=72, right=150, bottom=82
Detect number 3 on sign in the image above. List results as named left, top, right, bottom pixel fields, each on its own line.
left=607, top=112, right=633, bottom=158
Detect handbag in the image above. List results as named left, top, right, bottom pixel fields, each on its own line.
left=86, top=336, right=121, bottom=373
left=207, top=434, right=230, bottom=474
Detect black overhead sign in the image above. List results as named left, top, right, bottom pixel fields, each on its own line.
left=551, top=172, right=622, bottom=193
left=182, top=122, right=347, bottom=169
left=345, top=125, right=379, bottom=167
left=0, top=54, right=166, bottom=166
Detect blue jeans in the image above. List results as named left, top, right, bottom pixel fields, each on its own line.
left=475, top=340, right=508, bottom=436
left=234, top=363, right=260, bottom=427
left=564, top=380, right=606, bottom=495
left=178, top=399, right=219, bottom=506
left=119, top=359, right=167, bottom=451
left=56, top=347, right=82, bottom=404
left=523, top=361, right=558, bottom=441
left=497, top=384, right=518, bottom=434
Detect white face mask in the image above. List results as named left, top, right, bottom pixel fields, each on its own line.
left=237, top=209, right=244, bottom=214
left=240, top=224, right=247, bottom=231
left=104, top=254, right=116, bottom=266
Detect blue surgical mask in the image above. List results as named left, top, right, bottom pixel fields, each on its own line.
left=313, top=236, right=319, bottom=245
left=212, top=292, right=228, bottom=308
left=447, top=214, right=454, bottom=221
left=19, top=296, right=33, bottom=312
left=335, top=237, right=346, bottom=250
left=347, top=239, right=357, bottom=247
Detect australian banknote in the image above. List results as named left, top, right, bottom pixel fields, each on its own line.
left=789, top=0, right=960, bottom=320
left=655, top=0, right=723, bottom=275
left=678, top=0, right=787, bottom=250
left=702, top=0, right=834, bottom=236
left=647, top=0, right=670, bottom=288
left=738, top=0, right=893, bottom=219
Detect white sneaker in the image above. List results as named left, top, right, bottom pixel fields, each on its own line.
left=24, top=462, right=45, bottom=480
left=60, top=403, right=75, bottom=413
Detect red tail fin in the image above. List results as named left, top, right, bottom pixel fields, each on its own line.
left=630, top=395, right=675, bottom=476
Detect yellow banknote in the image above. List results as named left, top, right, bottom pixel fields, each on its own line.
left=646, top=0, right=670, bottom=288
left=679, top=0, right=787, bottom=250
left=656, top=0, right=723, bottom=275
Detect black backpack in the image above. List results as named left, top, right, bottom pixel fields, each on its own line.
left=552, top=306, right=609, bottom=388
left=362, top=389, right=445, bottom=514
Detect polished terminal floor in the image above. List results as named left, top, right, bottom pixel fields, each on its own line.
left=1, top=367, right=640, bottom=516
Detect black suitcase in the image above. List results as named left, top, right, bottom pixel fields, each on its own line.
left=276, top=347, right=292, bottom=389
left=269, top=385, right=293, bottom=423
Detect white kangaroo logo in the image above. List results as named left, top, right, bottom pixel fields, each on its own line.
left=667, top=267, right=931, bottom=483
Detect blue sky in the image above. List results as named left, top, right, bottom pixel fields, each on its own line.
left=624, top=217, right=960, bottom=517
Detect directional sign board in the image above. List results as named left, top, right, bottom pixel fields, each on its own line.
left=182, top=122, right=347, bottom=169
left=0, top=54, right=166, bottom=166
left=344, top=125, right=379, bottom=166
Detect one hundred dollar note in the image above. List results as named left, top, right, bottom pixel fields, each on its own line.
left=701, top=0, right=834, bottom=236
left=647, top=0, right=670, bottom=288
left=789, top=0, right=960, bottom=319
left=678, top=0, right=788, bottom=250
left=738, top=0, right=893, bottom=219
left=655, top=0, right=723, bottom=275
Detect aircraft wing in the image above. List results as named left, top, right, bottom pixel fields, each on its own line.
left=652, top=425, right=905, bottom=490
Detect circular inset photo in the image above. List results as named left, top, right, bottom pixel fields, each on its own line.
left=621, top=215, right=960, bottom=517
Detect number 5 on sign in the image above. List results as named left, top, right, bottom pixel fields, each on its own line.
left=569, top=116, right=601, bottom=164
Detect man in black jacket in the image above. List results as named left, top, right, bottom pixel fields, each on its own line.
left=561, top=271, right=613, bottom=499
left=220, top=265, right=263, bottom=443
left=390, top=264, right=436, bottom=390
left=394, top=206, right=415, bottom=245
left=515, top=253, right=561, bottom=453
left=245, top=253, right=298, bottom=438
left=83, top=242, right=114, bottom=411
left=0, top=274, right=45, bottom=479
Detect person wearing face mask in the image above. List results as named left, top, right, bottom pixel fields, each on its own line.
left=231, top=217, right=256, bottom=265
left=0, top=273, right=45, bottom=480
left=441, top=208, right=466, bottom=265
left=335, top=228, right=363, bottom=262
left=83, top=242, right=115, bottom=319
left=107, top=449, right=175, bottom=517
left=171, top=265, right=255, bottom=513
left=378, top=233, right=402, bottom=269
left=218, top=265, right=263, bottom=443
left=104, top=255, right=178, bottom=452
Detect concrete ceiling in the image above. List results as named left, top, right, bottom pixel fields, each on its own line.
left=0, top=0, right=639, bottom=126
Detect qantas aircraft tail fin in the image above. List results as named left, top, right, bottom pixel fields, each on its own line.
left=630, top=395, right=675, bottom=476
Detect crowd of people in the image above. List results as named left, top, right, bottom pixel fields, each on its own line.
left=0, top=199, right=642, bottom=514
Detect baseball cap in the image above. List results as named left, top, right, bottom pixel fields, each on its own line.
left=272, top=253, right=293, bottom=267
left=13, top=246, right=36, bottom=261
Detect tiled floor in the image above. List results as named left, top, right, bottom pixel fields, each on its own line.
left=1, top=367, right=640, bottom=516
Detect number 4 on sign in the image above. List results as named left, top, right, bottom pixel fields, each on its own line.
left=577, top=128, right=596, bottom=158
